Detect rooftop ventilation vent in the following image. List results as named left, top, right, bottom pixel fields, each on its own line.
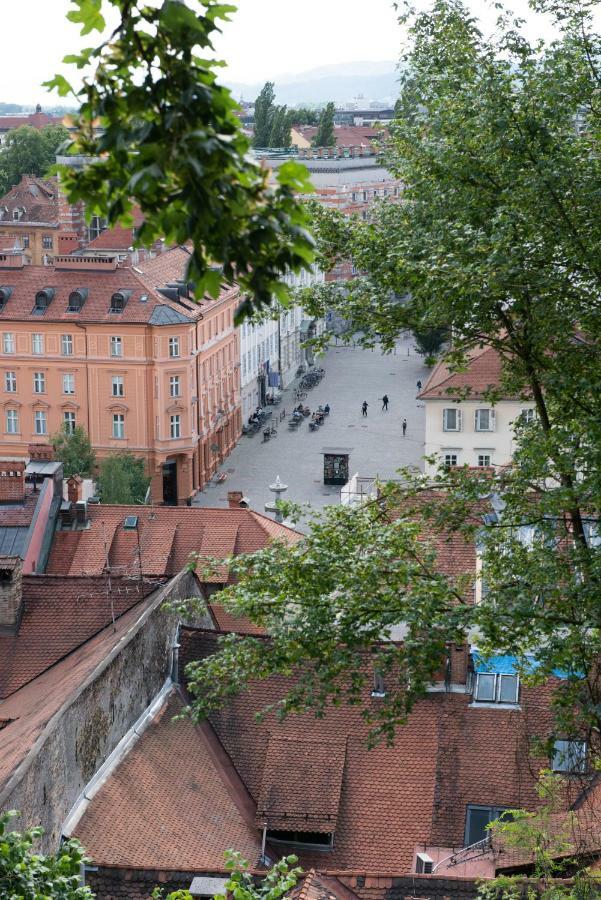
left=110, top=289, right=132, bottom=313
left=67, top=287, right=88, bottom=312
left=34, top=287, right=55, bottom=312
left=0, top=286, right=13, bottom=307
left=124, top=514, right=139, bottom=530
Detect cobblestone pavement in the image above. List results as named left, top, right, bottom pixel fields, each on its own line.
left=193, top=333, right=430, bottom=518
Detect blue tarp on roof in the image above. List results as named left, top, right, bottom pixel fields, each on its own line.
left=472, top=651, right=577, bottom=680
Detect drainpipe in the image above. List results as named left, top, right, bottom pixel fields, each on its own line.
left=261, top=825, right=267, bottom=864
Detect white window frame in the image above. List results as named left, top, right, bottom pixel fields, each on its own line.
left=6, top=409, right=18, bottom=434
left=4, top=371, right=16, bottom=393
left=110, top=336, right=123, bottom=358
left=475, top=408, right=496, bottom=432
left=169, top=375, right=181, bottom=398
left=444, top=452, right=459, bottom=468
left=63, top=373, right=75, bottom=394
left=32, top=333, right=44, bottom=355
left=551, top=739, right=587, bottom=774
left=111, top=375, right=124, bottom=397
left=473, top=672, right=519, bottom=705
left=520, top=408, right=535, bottom=424
left=63, top=411, right=76, bottom=434
left=112, top=413, right=125, bottom=439
left=477, top=453, right=491, bottom=467
left=34, top=410, right=47, bottom=435
left=170, top=414, right=181, bottom=439
left=3, top=333, right=15, bottom=354
left=168, top=336, right=180, bottom=358
left=33, top=371, right=45, bottom=393
left=61, top=334, right=73, bottom=356
left=443, top=407, right=462, bottom=432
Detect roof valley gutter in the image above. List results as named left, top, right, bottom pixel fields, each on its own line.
left=62, top=678, right=173, bottom=838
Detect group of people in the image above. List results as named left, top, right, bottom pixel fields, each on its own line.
left=248, top=406, right=264, bottom=426
left=361, top=395, right=407, bottom=436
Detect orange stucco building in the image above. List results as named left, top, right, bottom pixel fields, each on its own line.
left=0, top=246, right=240, bottom=504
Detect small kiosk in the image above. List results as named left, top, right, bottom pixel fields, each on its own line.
left=321, top=447, right=352, bottom=486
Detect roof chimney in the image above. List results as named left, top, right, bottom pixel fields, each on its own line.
left=227, top=490, right=244, bottom=508
left=67, top=474, right=83, bottom=504
left=0, top=557, right=23, bottom=630
left=0, top=460, right=25, bottom=504
left=28, top=443, right=53, bottom=462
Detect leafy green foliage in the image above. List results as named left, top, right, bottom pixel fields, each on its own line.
left=97, top=453, right=149, bottom=505
left=253, top=82, right=292, bottom=148
left=412, top=326, right=448, bottom=358
left=0, top=124, right=70, bottom=195
left=0, top=810, right=93, bottom=899
left=46, top=2, right=315, bottom=318
left=52, top=425, right=96, bottom=478
left=155, top=851, right=302, bottom=900
left=312, top=102, right=336, bottom=147
left=174, top=0, right=601, bottom=759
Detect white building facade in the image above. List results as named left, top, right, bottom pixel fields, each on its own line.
left=239, top=266, right=325, bottom=420
left=419, top=346, right=535, bottom=473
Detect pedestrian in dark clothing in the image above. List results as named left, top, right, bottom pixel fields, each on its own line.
left=402, top=418, right=407, bottom=436
left=362, top=401, right=368, bottom=417
left=382, top=394, right=389, bottom=411
left=416, top=380, right=422, bottom=391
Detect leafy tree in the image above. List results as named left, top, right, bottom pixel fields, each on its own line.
left=288, top=107, right=319, bottom=127
left=412, top=326, right=448, bottom=358
left=177, top=0, right=601, bottom=758
left=52, top=425, right=96, bottom=478
left=0, top=810, right=92, bottom=899
left=312, top=102, right=336, bottom=147
left=97, top=453, right=149, bottom=505
left=269, top=105, right=291, bottom=149
left=45, top=4, right=315, bottom=320
left=253, top=81, right=277, bottom=147
left=0, top=124, right=69, bottom=195
left=156, top=851, right=302, bottom=900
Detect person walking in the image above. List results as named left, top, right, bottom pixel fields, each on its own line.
left=402, top=418, right=407, bottom=437
left=381, top=394, right=389, bottom=411
left=362, top=401, right=368, bottom=417
left=416, top=380, right=422, bottom=391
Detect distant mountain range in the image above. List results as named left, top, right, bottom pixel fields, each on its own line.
left=224, top=61, right=400, bottom=107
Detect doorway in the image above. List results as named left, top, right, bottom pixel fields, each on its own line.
left=162, top=461, right=178, bottom=505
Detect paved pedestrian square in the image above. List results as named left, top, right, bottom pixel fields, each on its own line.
left=193, top=333, right=429, bottom=517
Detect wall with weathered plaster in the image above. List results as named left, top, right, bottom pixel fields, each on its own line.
left=2, top=569, right=202, bottom=852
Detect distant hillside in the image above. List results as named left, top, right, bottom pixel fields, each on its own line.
left=225, top=61, right=400, bottom=106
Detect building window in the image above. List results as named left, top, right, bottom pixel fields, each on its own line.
left=33, top=371, right=45, bottom=393
left=475, top=408, right=495, bottom=432
left=465, top=806, right=510, bottom=847
left=443, top=408, right=462, bottom=431
left=32, top=333, right=44, bottom=354
left=444, top=452, right=458, bottom=469
left=4, top=371, right=16, bottom=393
left=170, top=414, right=181, bottom=439
left=34, top=410, right=47, bottom=435
left=110, top=336, right=123, bottom=357
left=473, top=672, right=519, bottom=705
left=371, top=672, right=386, bottom=698
left=551, top=740, right=587, bottom=774
left=478, top=453, right=491, bottom=467
left=112, top=413, right=125, bottom=439
left=111, top=375, right=124, bottom=397
left=6, top=409, right=18, bottom=434
left=169, top=375, right=181, bottom=398
left=520, top=408, right=535, bottom=424
left=362, top=191, right=368, bottom=201
left=168, top=336, right=180, bottom=358
left=266, top=830, right=333, bottom=849
left=42, top=235, right=53, bottom=250
left=3, top=333, right=15, bottom=354
left=63, top=411, right=76, bottom=434
left=61, top=334, right=73, bottom=356
left=63, top=373, right=75, bottom=394
left=22, top=235, right=30, bottom=249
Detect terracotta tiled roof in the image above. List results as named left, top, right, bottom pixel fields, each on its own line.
left=0, top=112, right=63, bottom=131
left=73, top=691, right=263, bottom=871
left=0, top=486, right=38, bottom=528
left=0, top=256, right=202, bottom=325
left=418, top=345, right=520, bottom=400
left=0, top=175, right=59, bottom=226
left=47, top=504, right=300, bottom=581
left=85, top=208, right=145, bottom=251
left=0, top=575, right=153, bottom=698
left=298, top=126, right=386, bottom=149
left=256, top=735, right=347, bottom=831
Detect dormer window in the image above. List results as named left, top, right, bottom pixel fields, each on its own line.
left=109, top=289, right=132, bottom=313
left=266, top=830, right=334, bottom=849
left=34, top=287, right=55, bottom=313
left=12, top=207, right=25, bottom=221
left=67, top=288, right=88, bottom=312
left=0, top=206, right=7, bottom=221
left=0, top=286, right=13, bottom=309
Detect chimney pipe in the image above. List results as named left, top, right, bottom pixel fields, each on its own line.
left=0, top=557, right=23, bottom=630
left=227, top=490, right=243, bottom=509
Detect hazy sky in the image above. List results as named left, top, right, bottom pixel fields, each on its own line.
left=0, top=0, right=564, bottom=106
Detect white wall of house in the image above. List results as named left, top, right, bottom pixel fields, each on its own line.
left=423, top=399, right=536, bottom=473
left=238, top=266, right=325, bottom=421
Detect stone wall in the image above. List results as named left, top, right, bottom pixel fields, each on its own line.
left=1, top=569, right=202, bottom=852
